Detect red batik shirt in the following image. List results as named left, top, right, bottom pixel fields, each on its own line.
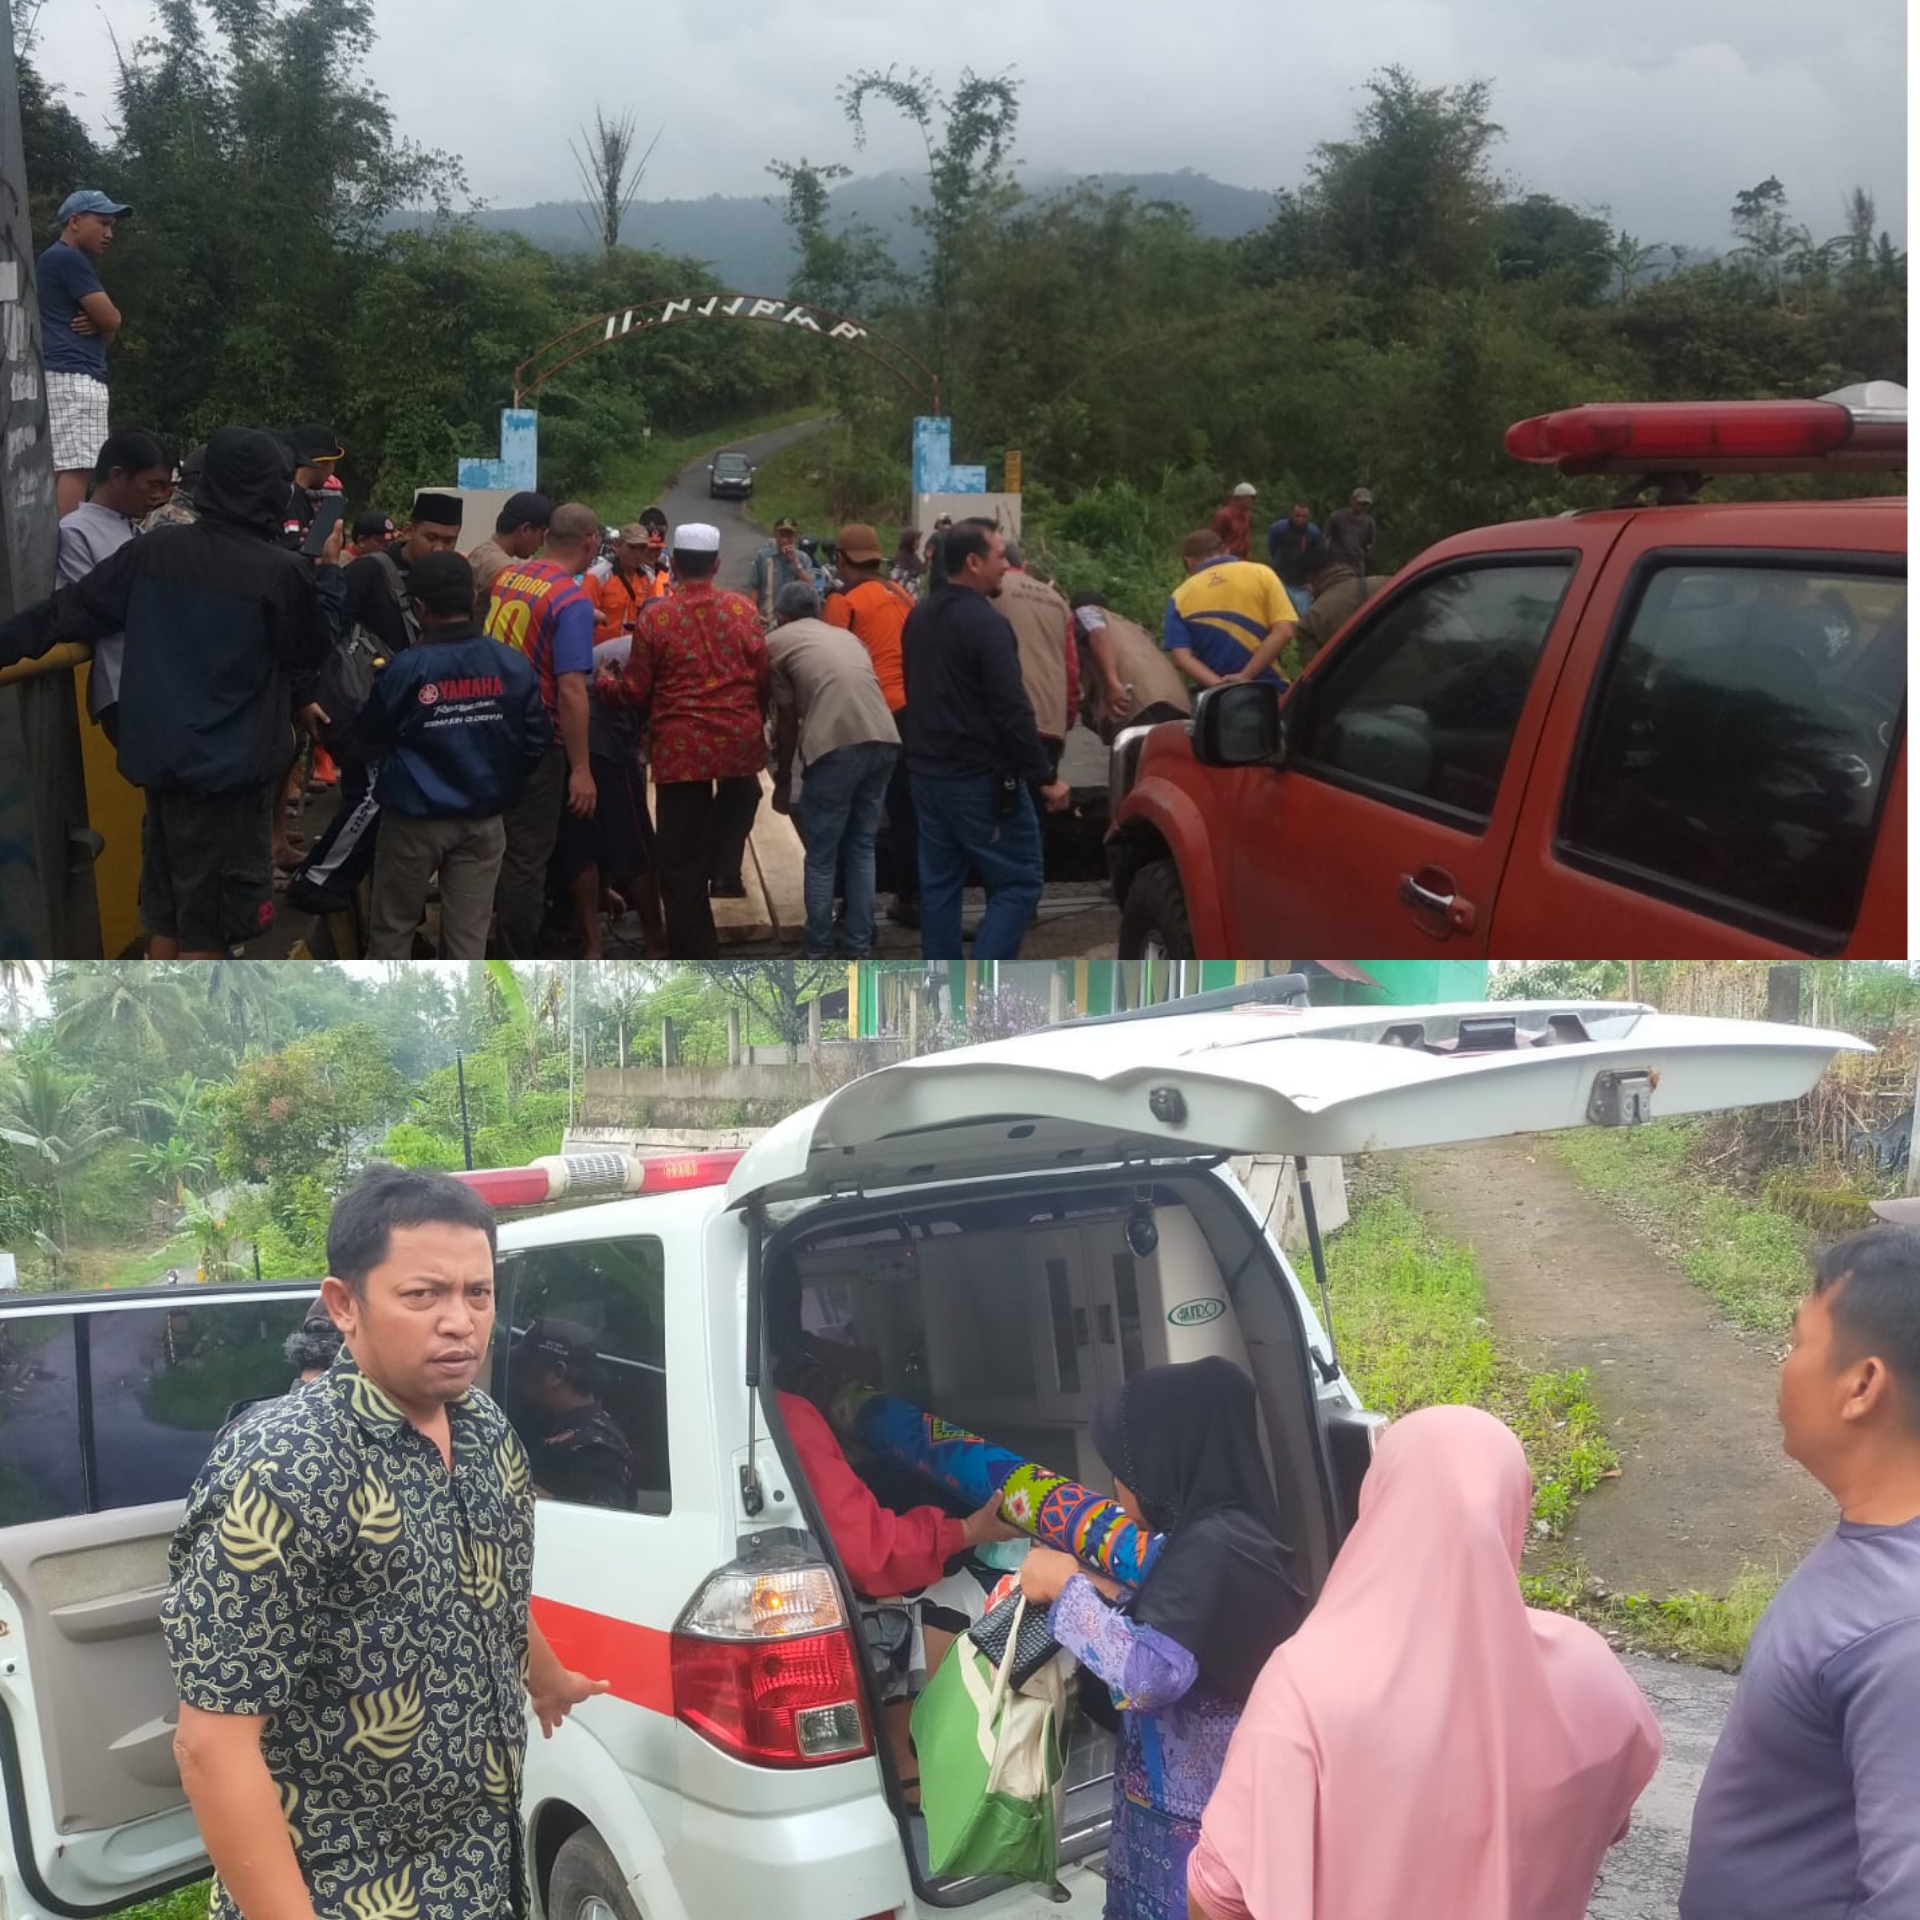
left=602, top=580, right=770, bottom=783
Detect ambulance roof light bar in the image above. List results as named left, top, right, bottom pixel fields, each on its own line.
left=1504, top=390, right=1907, bottom=476
left=454, top=1150, right=744, bottom=1210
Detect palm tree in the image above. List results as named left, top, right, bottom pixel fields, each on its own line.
left=200, top=961, right=279, bottom=1059
left=0, top=1058, right=120, bottom=1249
left=0, top=960, right=40, bottom=1035
left=136, top=1071, right=214, bottom=1148
left=131, top=1133, right=215, bottom=1205
left=49, top=964, right=201, bottom=1058
left=1602, top=228, right=1666, bottom=304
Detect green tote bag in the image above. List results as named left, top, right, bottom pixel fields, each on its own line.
left=911, top=1596, right=1069, bottom=1885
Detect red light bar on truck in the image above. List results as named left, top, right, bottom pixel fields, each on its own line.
left=1503, top=396, right=1906, bottom=475
left=453, top=1151, right=743, bottom=1210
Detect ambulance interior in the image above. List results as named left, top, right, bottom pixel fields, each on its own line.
left=771, top=1168, right=1338, bottom=1882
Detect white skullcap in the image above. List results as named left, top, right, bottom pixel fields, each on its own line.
left=1232, top=482, right=1257, bottom=497
left=673, top=523, right=722, bottom=552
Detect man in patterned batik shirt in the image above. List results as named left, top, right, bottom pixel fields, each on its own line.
left=163, top=1166, right=606, bottom=1918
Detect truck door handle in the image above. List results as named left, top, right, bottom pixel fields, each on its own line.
left=1399, top=867, right=1478, bottom=933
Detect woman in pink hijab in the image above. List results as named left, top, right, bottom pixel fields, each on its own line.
left=1187, top=1404, right=1661, bottom=1920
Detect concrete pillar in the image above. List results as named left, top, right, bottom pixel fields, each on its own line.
left=907, top=986, right=921, bottom=1057
left=1048, top=970, right=1068, bottom=1025
left=726, top=1007, right=742, bottom=1066
left=661, top=1017, right=678, bottom=1067
left=808, top=995, right=822, bottom=1058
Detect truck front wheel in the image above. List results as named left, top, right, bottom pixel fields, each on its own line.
left=1118, top=858, right=1196, bottom=959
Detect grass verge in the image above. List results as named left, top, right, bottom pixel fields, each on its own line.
left=1328, top=1176, right=1779, bottom=1667
left=743, top=422, right=856, bottom=537
left=583, top=403, right=828, bottom=527
left=1324, top=1184, right=1617, bottom=1539
left=112, top=1891, right=207, bottom=1920
left=1522, top=1560, right=1782, bottom=1670
left=1546, top=1120, right=1815, bottom=1334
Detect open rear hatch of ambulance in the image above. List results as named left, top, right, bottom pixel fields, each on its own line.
left=726, top=999, right=1869, bottom=1207
left=734, top=996, right=1867, bottom=1908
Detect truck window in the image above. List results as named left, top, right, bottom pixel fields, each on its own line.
left=0, top=1298, right=318, bottom=1523
left=1562, top=564, right=1906, bottom=944
left=1293, top=559, right=1573, bottom=825
left=498, top=1237, right=670, bottom=1514
left=0, top=1314, right=85, bottom=1524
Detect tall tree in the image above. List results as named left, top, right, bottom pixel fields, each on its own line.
left=1729, top=176, right=1811, bottom=309
left=767, top=157, right=903, bottom=314
left=0, top=1057, right=118, bottom=1249
left=1286, top=66, right=1506, bottom=296
left=569, top=107, right=659, bottom=266
left=839, top=64, right=1021, bottom=367
left=708, top=962, right=843, bottom=1051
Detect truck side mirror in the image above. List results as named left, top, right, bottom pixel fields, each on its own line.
left=1191, top=681, right=1284, bottom=769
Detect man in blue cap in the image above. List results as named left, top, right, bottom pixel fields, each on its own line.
left=37, top=189, right=133, bottom=517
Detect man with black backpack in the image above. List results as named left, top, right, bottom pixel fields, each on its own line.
left=351, top=553, right=551, bottom=958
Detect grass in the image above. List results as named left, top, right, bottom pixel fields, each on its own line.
left=1327, top=1176, right=1783, bottom=1667
left=582, top=402, right=830, bottom=528
left=742, top=420, right=884, bottom=539
left=1324, top=1184, right=1617, bottom=1539
left=1523, top=1561, right=1783, bottom=1670
left=1547, top=1120, right=1816, bottom=1334
left=111, top=1890, right=207, bottom=1920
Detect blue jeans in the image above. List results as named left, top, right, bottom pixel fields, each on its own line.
left=911, top=772, right=1044, bottom=960
left=1284, top=582, right=1312, bottom=615
left=798, top=740, right=898, bottom=956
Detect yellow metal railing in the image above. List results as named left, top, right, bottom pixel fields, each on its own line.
left=0, top=641, right=94, bottom=688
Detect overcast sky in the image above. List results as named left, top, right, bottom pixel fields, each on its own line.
left=27, top=0, right=1910, bottom=250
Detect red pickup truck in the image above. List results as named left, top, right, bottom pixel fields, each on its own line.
left=1106, top=393, right=1908, bottom=959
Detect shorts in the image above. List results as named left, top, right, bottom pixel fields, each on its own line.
left=554, top=752, right=657, bottom=882
left=47, top=371, right=109, bottom=474
left=140, top=783, right=275, bottom=951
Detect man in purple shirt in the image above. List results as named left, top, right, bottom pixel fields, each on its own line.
left=1681, top=1221, right=1920, bottom=1920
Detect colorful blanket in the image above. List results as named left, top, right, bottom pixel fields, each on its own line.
left=821, top=1379, right=1161, bottom=1589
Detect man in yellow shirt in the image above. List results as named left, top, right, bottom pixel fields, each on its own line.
left=1162, top=530, right=1295, bottom=688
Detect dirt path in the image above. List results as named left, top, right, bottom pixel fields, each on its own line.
left=1402, top=1140, right=1832, bottom=1597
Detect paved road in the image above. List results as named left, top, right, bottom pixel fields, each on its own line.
left=1589, top=1655, right=1736, bottom=1919
left=650, top=415, right=836, bottom=594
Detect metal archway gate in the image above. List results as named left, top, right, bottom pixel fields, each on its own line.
left=513, top=292, right=941, bottom=412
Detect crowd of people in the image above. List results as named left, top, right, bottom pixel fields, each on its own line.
left=159, top=1161, right=1920, bottom=1920
left=11, top=185, right=1390, bottom=961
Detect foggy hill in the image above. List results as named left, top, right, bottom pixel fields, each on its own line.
left=406, top=168, right=1276, bottom=288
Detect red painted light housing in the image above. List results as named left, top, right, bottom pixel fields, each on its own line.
left=452, top=1150, right=743, bottom=1210
left=1503, top=399, right=1902, bottom=473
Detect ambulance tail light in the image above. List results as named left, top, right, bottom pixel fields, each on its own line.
left=453, top=1150, right=743, bottom=1210
left=672, top=1552, right=872, bottom=1768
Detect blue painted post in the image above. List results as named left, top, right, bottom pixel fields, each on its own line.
left=457, top=408, right=540, bottom=492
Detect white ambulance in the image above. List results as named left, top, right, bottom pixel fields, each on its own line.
left=0, top=990, right=1867, bottom=1919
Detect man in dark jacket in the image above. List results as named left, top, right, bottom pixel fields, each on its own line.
left=899, top=518, right=1070, bottom=962
left=350, top=552, right=551, bottom=959
left=0, top=427, right=335, bottom=957
left=1266, top=503, right=1325, bottom=613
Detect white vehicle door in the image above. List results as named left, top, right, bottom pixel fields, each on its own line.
left=0, top=1284, right=318, bottom=1919
left=726, top=999, right=1869, bottom=1206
